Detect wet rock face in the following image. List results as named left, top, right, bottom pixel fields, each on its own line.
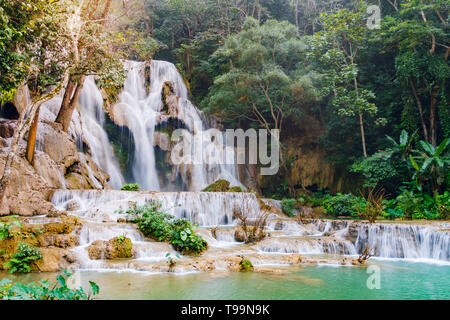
left=0, top=117, right=111, bottom=216
left=0, top=119, right=16, bottom=139
left=87, top=237, right=136, bottom=260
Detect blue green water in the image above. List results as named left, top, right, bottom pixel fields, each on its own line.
left=3, top=260, right=449, bottom=299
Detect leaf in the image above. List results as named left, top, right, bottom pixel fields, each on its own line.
left=89, top=281, right=99, bottom=296
left=435, top=138, right=450, bottom=157
left=419, top=140, right=435, bottom=156
left=409, top=155, right=420, bottom=171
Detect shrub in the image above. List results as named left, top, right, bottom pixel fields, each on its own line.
left=281, top=198, right=297, bottom=217
left=239, top=258, right=254, bottom=272
left=124, top=202, right=207, bottom=255
left=121, top=183, right=140, bottom=191
left=0, top=216, right=22, bottom=240
left=0, top=270, right=99, bottom=300
left=3, top=242, right=43, bottom=273
left=322, top=193, right=362, bottom=217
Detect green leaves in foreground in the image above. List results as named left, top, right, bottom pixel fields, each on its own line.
left=0, top=271, right=99, bottom=300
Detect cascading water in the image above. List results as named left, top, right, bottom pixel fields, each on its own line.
left=50, top=189, right=450, bottom=273
left=111, top=60, right=241, bottom=191
left=77, top=77, right=124, bottom=189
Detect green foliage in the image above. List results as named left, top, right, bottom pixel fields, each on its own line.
left=239, top=258, right=254, bottom=272
left=281, top=198, right=297, bottom=217
left=322, top=193, right=363, bottom=218
left=202, top=180, right=230, bottom=192
left=410, top=138, right=450, bottom=194
left=3, top=242, right=42, bottom=274
left=0, top=216, right=22, bottom=241
left=165, top=252, right=180, bottom=272
left=124, top=202, right=207, bottom=255
left=384, top=188, right=449, bottom=220
left=228, top=186, right=246, bottom=193
left=121, top=184, right=140, bottom=191
left=0, top=270, right=99, bottom=300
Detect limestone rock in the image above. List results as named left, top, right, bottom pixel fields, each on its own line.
left=87, top=237, right=136, bottom=260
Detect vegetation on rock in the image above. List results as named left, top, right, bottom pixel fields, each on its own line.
left=202, top=180, right=230, bottom=192
left=121, top=183, right=140, bottom=191
left=123, top=202, right=207, bottom=255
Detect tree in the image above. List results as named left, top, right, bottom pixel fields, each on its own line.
left=307, top=6, right=385, bottom=157
left=203, top=18, right=313, bottom=147
left=381, top=0, right=449, bottom=146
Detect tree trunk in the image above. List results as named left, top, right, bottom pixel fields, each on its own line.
left=409, top=78, right=429, bottom=143
left=0, top=69, right=70, bottom=212
left=429, top=87, right=438, bottom=146
left=359, top=112, right=368, bottom=157
left=55, top=75, right=85, bottom=132
left=25, top=105, right=41, bottom=165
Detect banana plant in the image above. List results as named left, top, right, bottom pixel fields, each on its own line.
left=385, top=129, right=417, bottom=161
left=410, top=137, right=450, bottom=193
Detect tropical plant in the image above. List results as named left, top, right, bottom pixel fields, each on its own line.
left=0, top=270, right=99, bottom=300
left=410, top=138, right=450, bottom=194
left=3, top=242, right=42, bottom=273
left=281, top=198, right=297, bottom=217
left=124, top=202, right=207, bottom=255
left=0, top=216, right=22, bottom=241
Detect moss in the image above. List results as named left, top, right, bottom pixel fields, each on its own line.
left=202, top=180, right=230, bottom=192
left=239, top=258, right=254, bottom=272
left=110, top=237, right=134, bottom=259
left=228, top=186, right=245, bottom=192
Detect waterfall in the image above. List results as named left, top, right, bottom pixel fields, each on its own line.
left=353, top=223, right=450, bottom=262
left=78, top=77, right=124, bottom=189
left=111, top=60, right=241, bottom=191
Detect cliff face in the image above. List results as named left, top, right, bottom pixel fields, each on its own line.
left=260, top=113, right=359, bottom=195
left=0, top=104, right=111, bottom=217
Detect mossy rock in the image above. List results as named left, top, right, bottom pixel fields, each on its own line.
left=239, top=258, right=254, bottom=272
left=202, top=180, right=230, bottom=192
left=87, top=237, right=136, bottom=260
left=228, top=186, right=245, bottom=193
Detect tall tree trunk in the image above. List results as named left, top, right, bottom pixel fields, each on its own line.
left=429, top=87, right=438, bottom=146
left=25, top=105, right=41, bottom=165
left=55, top=75, right=85, bottom=132
left=409, top=78, right=429, bottom=143
left=359, top=112, right=367, bottom=158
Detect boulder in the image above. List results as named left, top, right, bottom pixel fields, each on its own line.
left=87, top=237, right=136, bottom=260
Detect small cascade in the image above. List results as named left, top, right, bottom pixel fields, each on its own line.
left=52, top=189, right=261, bottom=227
left=50, top=189, right=450, bottom=273
left=78, top=77, right=124, bottom=189
left=353, top=223, right=450, bottom=262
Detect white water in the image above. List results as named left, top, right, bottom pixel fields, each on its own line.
left=111, top=60, right=241, bottom=191
left=51, top=190, right=450, bottom=272
left=78, top=77, right=124, bottom=189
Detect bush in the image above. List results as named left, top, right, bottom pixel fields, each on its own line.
left=3, top=242, right=42, bottom=274
left=0, top=270, right=99, bottom=300
left=121, top=184, right=140, bottom=191
left=281, top=198, right=297, bottom=217
left=322, top=193, right=362, bottom=217
left=383, top=189, right=449, bottom=220
left=239, top=258, right=254, bottom=272
left=124, top=202, right=207, bottom=255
